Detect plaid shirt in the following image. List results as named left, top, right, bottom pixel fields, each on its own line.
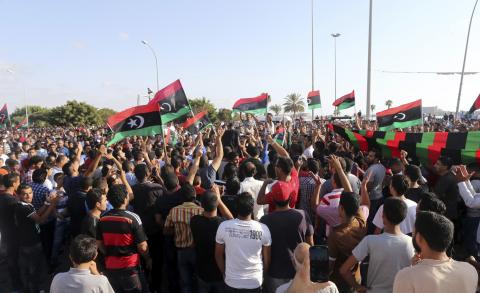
left=31, top=182, right=51, bottom=211
left=164, top=202, right=203, bottom=248
left=298, top=174, right=324, bottom=223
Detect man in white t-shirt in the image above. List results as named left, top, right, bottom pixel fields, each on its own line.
left=373, top=175, right=417, bottom=235
left=393, top=211, right=477, bottom=293
left=239, top=162, right=267, bottom=220
left=341, top=198, right=415, bottom=293
left=215, top=192, right=272, bottom=292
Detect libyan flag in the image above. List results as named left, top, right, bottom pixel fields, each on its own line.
left=182, top=111, right=211, bottom=134
left=307, top=90, right=321, bottom=110
left=333, top=90, right=355, bottom=110
left=16, top=117, right=28, bottom=129
left=0, top=104, right=9, bottom=125
left=328, top=124, right=480, bottom=165
left=148, top=79, right=192, bottom=124
left=469, top=94, right=480, bottom=114
left=107, top=103, right=163, bottom=146
left=376, top=99, right=422, bottom=131
left=232, top=93, right=268, bottom=115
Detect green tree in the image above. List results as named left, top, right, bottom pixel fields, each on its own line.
left=97, top=108, right=117, bottom=124
left=217, top=108, right=233, bottom=122
left=47, top=100, right=102, bottom=126
left=283, top=93, right=305, bottom=119
left=269, top=104, right=282, bottom=116
left=385, top=100, right=393, bottom=109
left=11, top=105, right=50, bottom=126
left=189, top=97, right=217, bottom=122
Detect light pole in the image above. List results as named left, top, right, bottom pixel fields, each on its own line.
left=6, top=68, right=28, bottom=128
left=331, top=33, right=341, bottom=101
left=310, top=0, right=315, bottom=120
left=366, top=0, right=373, bottom=120
left=141, top=40, right=160, bottom=92
left=455, top=0, right=479, bottom=119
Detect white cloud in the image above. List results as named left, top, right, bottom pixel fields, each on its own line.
left=118, top=32, right=129, bottom=41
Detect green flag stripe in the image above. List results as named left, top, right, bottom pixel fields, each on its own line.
left=308, top=104, right=322, bottom=110
left=232, top=107, right=267, bottom=115
left=461, top=132, right=480, bottom=163
left=107, top=125, right=163, bottom=146
left=160, top=106, right=192, bottom=124
left=415, top=132, right=435, bottom=162
left=337, top=101, right=355, bottom=110
left=378, top=118, right=423, bottom=131
left=375, top=132, right=396, bottom=158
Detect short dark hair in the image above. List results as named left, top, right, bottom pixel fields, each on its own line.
left=369, top=148, right=382, bottom=160
left=17, top=183, right=32, bottom=194
left=383, top=197, right=407, bottom=225
left=225, top=177, right=240, bottom=195
left=134, top=164, right=149, bottom=182
left=437, top=156, right=453, bottom=169
left=415, top=211, right=453, bottom=252
left=69, top=235, right=97, bottom=264
left=222, top=163, right=238, bottom=180
left=163, top=172, right=179, bottom=191
left=246, top=145, right=259, bottom=158
left=339, top=192, right=360, bottom=218
left=181, top=183, right=196, bottom=202
left=244, top=162, right=256, bottom=178
left=276, top=156, right=293, bottom=175
left=79, top=176, right=94, bottom=191
left=201, top=190, right=218, bottom=212
left=227, top=151, right=239, bottom=161
left=32, top=168, right=48, bottom=184
left=3, top=173, right=19, bottom=188
left=107, top=184, right=128, bottom=208
left=390, top=175, right=409, bottom=196
left=29, top=156, right=43, bottom=167
left=306, top=158, right=319, bottom=174
left=418, top=192, right=446, bottom=215
left=236, top=192, right=254, bottom=217
left=404, top=165, right=421, bottom=182
left=86, top=189, right=103, bottom=210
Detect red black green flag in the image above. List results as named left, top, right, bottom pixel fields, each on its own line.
left=232, top=93, right=268, bottom=115
left=0, top=104, right=9, bottom=125
left=329, top=124, right=480, bottom=165
left=469, top=94, right=480, bottom=114
left=376, top=99, right=422, bottom=131
left=107, top=103, right=163, bottom=146
left=182, top=111, right=211, bottom=134
left=332, top=91, right=355, bottom=110
left=148, top=79, right=192, bottom=124
left=307, top=90, right=321, bottom=110
left=15, top=117, right=28, bottom=129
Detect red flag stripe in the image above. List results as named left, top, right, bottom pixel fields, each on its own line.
left=376, top=99, right=422, bottom=118
left=352, top=132, right=369, bottom=152
left=427, top=132, right=449, bottom=163
left=182, top=111, right=207, bottom=129
left=308, top=90, right=320, bottom=98
left=332, top=90, right=355, bottom=106
left=474, top=94, right=480, bottom=109
left=386, top=132, right=406, bottom=158
left=107, top=103, right=160, bottom=128
left=233, top=93, right=268, bottom=108
left=148, top=80, right=183, bottom=106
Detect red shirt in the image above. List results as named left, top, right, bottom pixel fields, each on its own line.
left=265, top=168, right=299, bottom=212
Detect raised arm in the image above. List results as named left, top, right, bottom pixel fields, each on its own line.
left=212, top=185, right=233, bottom=220
left=360, top=172, right=372, bottom=209
left=266, top=135, right=289, bottom=158
left=330, top=155, right=353, bottom=193
left=211, top=127, right=225, bottom=171
left=310, top=172, right=323, bottom=209
left=185, top=148, right=202, bottom=185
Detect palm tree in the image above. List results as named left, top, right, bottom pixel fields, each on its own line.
left=283, top=93, right=305, bottom=119
left=385, top=100, right=393, bottom=109
left=269, top=104, right=282, bottom=116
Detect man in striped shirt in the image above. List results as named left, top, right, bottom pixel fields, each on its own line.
left=96, top=184, right=151, bottom=293
left=164, top=183, right=204, bottom=293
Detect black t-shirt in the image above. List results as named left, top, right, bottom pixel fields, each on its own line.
left=221, top=194, right=238, bottom=219
left=222, top=129, right=240, bottom=153
left=132, top=182, right=164, bottom=236
left=67, top=190, right=88, bottom=238
left=434, top=172, right=460, bottom=219
left=81, top=213, right=99, bottom=238
left=260, top=209, right=314, bottom=279
left=14, top=201, right=41, bottom=247
left=405, top=187, right=425, bottom=203
left=190, top=215, right=225, bottom=282
left=0, top=192, right=18, bottom=245
left=155, top=189, right=184, bottom=221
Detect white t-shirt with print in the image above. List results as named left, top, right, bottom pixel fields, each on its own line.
left=215, top=218, right=272, bottom=289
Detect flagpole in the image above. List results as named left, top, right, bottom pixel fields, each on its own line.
left=311, top=0, right=315, bottom=121
left=455, top=0, right=479, bottom=120
left=366, top=0, right=373, bottom=120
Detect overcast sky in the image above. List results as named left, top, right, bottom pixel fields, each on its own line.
left=0, top=0, right=479, bottom=115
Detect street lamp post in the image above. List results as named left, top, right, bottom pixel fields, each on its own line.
left=331, top=33, right=341, bottom=101
left=366, top=0, right=373, bottom=120
left=6, top=68, right=28, bottom=128
left=455, top=0, right=479, bottom=119
left=141, top=40, right=160, bottom=92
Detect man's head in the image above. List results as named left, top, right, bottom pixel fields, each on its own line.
left=163, top=172, right=179, bottom=191
left=29, top=155, right=44, bottom=170
left=181, top=183, right=196, bottom=202
left=244, top=162, right=257, bottom=178
left=389, top=158, right=403, bottom=175
left=236, top=192, right=254, bottom=218
left=69, top=235, right=98, bottom=266
left=3, top=172, right=20, bottom=190
left=339, top=192, right=360, bottom=220
left=32, top=168, right=48, bottom=184
left=433, top=156, right=452, bottom=175
left=417, top=192, right=446, bottom=215
left=227, top=151, right=240, bottom=167
left=404, top=164, right=421, bottom=184
left=201, top=190, right=218, bottom=212
left=275, top=156, right=294, bottom=179
left=225, top=177, right=240, bottom=195
left=366, top=148, right=382, bottom=165
left=134, top=164, right=150, bottom=183
left=54, top=172, right=65, bottom=188
left=17, top=184, right=33, bottom=204
left=79, top=176, right=94, bottom=192
left=389, top=175, right=409, bottom=197
left=414, top=211, right=453, bottom=253
left=107, top=184, right=129, bottom=209
left=86, top=188, right=108, bottom=212
left=292, top=242, right=310, bottom=271
left=382, top=197, right=407, bottom=226
left=246, top=145, right=259, bottom=158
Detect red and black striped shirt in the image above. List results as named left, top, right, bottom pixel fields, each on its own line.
left=96, top=209, right=147, bottom=270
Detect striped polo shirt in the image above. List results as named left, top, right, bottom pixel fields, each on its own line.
left=96, top=209, right=147, bottom=270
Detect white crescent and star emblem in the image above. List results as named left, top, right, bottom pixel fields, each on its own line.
left=161, top=103, right=172, bottom=112
left=197, top=122, right=204, bottom=129
left=393, top=113, right=406, bottom=120
left=127, top=115, right=145, bottom=129
left=307, top=98, right=311, bottom=105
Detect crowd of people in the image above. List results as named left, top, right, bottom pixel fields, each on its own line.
left=0, top=112, right=480, bottom=293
